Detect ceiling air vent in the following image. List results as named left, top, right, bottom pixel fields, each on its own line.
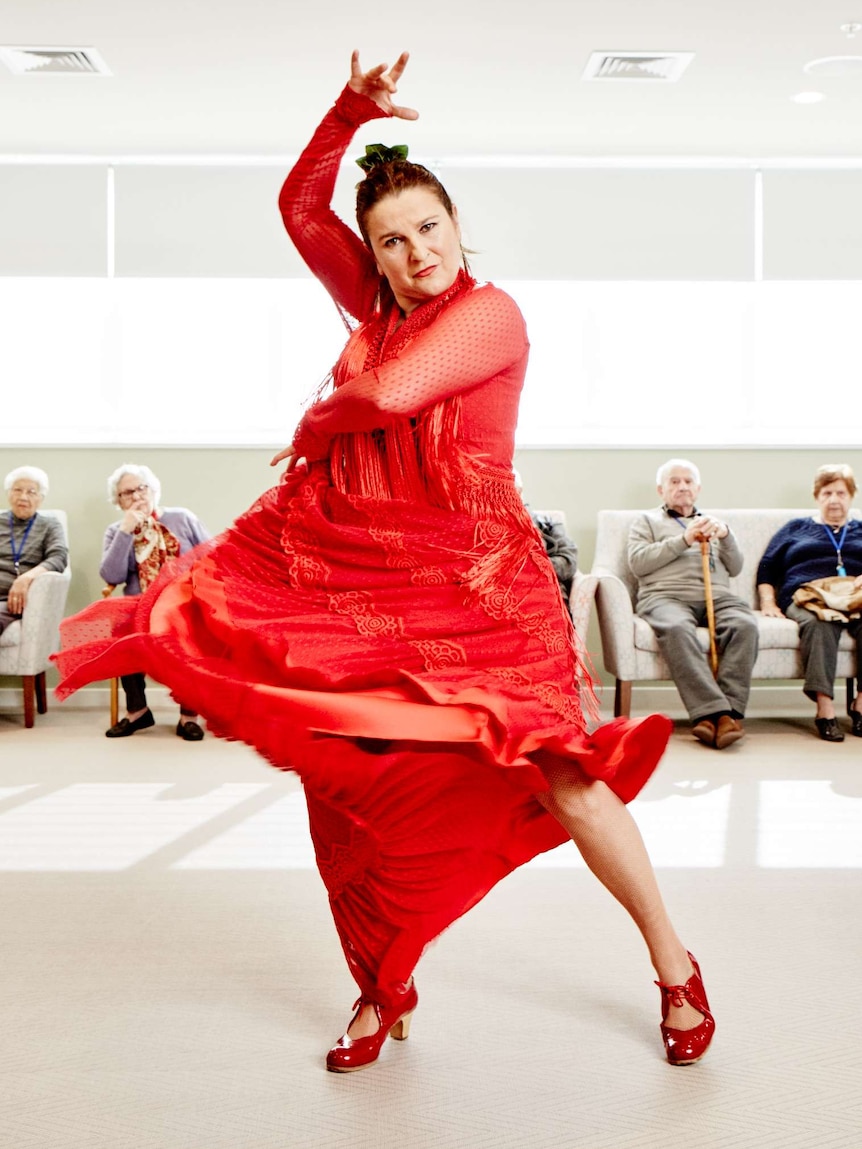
left=582, top=51, right=694, bottom=82
left=0, top=46, right=111, bottom=76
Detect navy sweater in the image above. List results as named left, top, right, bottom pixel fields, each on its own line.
left=756, top=518, right=862, bottom=613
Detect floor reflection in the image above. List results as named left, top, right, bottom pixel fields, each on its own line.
left=0, top=775, right=858, bottom=871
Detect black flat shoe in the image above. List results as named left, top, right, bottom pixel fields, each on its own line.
left=106, top=709, right=155, bottom=738
left=850, top=710, right=862, bottom=738
left=815, top=717, right=844, bottom=743
left=176, top=720, right=205, bottom=741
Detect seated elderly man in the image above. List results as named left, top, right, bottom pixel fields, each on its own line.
left=531, top=512, right=578, bottom=614
left=1, top=466, right=68, bottom=633
left=627, top=458, right=758, bottom=749
left=512, top=469, right=579, bottom=613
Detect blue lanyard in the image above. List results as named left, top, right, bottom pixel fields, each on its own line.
left=821, top=521, right=849, bottom=576
left=8, top=512, right=36, bottom=574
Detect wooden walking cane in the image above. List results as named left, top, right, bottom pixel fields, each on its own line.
left=700, top=540, right=719, bottom=678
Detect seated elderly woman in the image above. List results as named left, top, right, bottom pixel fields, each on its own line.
left=757, top=463, right=862, bottom=742
left=102, top=463, right=210, bottom=740
left=1, top=465, right=68, bottom=633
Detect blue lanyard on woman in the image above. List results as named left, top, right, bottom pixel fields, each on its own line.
left=821, top=521, right=849, bottom=576
left=9, top=512, right=36, bottom=575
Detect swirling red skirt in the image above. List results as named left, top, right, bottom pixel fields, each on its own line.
left=54, top=470, right=670, bottom=1005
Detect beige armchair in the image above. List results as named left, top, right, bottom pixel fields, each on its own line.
left=0, top=510, right=71, bottom=727
left=592, top=507, right=858, bottom=717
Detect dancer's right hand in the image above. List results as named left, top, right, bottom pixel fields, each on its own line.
left=348, top=50, right=419, bottom=120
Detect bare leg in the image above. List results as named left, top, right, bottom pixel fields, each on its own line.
left=344, top=773, right=704, bottom=1037
left=538, top=769, right=704, bottom=1030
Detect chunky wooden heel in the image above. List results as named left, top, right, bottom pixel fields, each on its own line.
left=390, top=1011, right=413, bottom=1041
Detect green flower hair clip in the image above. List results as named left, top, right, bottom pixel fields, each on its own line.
left=355, top=143, right=409, bottom=173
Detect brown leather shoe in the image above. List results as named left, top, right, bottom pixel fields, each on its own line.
left=691, top=718, right=716, bottom=747
left=715, top=715, right=745, bottom=749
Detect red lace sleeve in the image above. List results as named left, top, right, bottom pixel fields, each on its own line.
left=293, top=285, right=529, bottom=461
left=279, top=86, right=390, bottom=322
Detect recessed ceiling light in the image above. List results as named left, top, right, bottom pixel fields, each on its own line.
left=792, top=91, right=826, bottom=104
left=803, top=55, right=862, bottom=77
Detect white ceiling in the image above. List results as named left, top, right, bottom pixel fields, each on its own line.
left=1, top=0, right=862, bottom=160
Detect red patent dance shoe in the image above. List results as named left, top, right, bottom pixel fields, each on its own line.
left=326, top=982, right=418, bottom=1073
left=655, top=952, right=715, bottom=1066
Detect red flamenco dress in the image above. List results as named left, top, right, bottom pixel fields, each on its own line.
left=54, top=86, right=671, bottom=1009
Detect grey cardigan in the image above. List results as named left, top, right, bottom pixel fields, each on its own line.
left=100, top=507, right=210, bottom=595
left=628, top=506, right=744, bottom=608
left=1, top=512, right=68, bottom=597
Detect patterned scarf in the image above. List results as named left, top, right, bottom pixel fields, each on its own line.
left=133, top=514, right=181, bottom=591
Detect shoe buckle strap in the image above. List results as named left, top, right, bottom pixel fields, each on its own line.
left=655, top=980, right=687, bottom=1008
left=656, top=978, right=709, bottom=1014
left=352, top=996, right=383, bottom=1019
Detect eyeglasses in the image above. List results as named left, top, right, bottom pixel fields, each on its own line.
left=118, top=483, right=150, bottom=502
left=10, top=487, right=41, bottom=498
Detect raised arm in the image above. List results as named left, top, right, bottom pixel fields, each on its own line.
left=279, top=51, right=418, bottom=322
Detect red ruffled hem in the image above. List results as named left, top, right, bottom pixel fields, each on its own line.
left=55, top=586, right=669, bottom=806
left=53, top=485, right=672, bottom=1003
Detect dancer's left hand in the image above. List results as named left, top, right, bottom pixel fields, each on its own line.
left=270, top=444, right=300, bottom=472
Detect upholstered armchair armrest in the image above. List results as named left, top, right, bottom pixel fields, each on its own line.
left=16, top=569, right=72, bottom=672
left=593, top=570, right=639, bottom=678
left=569, top=570, right=598, bottom=643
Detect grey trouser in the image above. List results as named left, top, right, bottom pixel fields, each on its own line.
left=121, top=672, right=148, bottom=713
left=785, top=602, right=862, bottom=700
left=638, top=594, right=759, bottom=722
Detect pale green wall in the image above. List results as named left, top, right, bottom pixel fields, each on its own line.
left=1, top=447, right=271, bottom=616
left=517, top=446, right=861, bottom=678
left=6, top=444, right=852, bottom=615
left=3, top=444, right=857, bottom=694
left=512, top=447, right=860, bottom=571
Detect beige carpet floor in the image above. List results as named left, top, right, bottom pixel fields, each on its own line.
left=1, top=703, right=860, bottom=1149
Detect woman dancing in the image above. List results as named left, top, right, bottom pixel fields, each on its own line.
left=55, top=51, right=714, bottom=1072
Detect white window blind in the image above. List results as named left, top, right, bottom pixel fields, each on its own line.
left=2, top=277, right=860, bottom=448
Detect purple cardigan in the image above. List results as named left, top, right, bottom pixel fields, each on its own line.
left=100, top=507, right=210, bottom=596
